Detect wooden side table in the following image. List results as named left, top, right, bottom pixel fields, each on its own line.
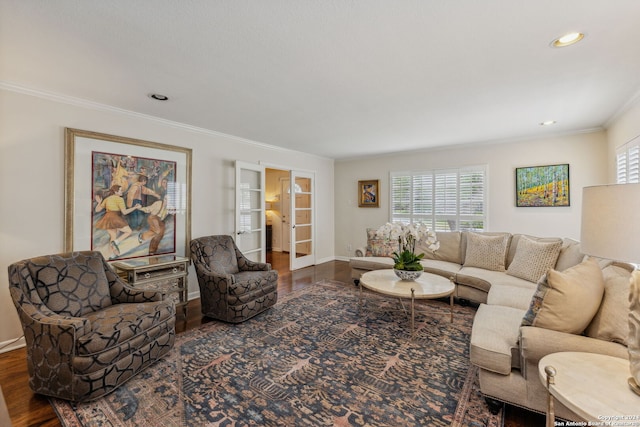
left=112, top=255, right=189, bottom=319
left=539, top=352, right=640, bottom=425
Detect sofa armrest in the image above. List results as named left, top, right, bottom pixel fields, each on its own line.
left=519, top=326, right=628, bottom=377
left=354, top=247, right=366, bottom=257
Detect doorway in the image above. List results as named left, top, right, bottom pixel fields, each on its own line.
left=265, top=167, right=316, bottom=271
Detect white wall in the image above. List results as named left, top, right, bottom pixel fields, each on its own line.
left=606, top=98, right=640, bottom=182
left=0, top=88, right=335, bottom=348
left=334, top=131, right=609, bottom=259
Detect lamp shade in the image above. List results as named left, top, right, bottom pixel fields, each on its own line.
left=580, top=184, right=640, bottom=264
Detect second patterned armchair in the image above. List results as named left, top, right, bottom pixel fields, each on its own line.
left=190, top=235, right=278, bottom=323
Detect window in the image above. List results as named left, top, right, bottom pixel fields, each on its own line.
left=617, top=136, right=640, bottom=183
left=390, top=166, right=487, bottom=231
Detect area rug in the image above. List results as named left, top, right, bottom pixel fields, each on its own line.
left=51, top=280, right=503, bottom=426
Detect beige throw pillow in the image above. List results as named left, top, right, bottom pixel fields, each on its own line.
left=507, top=236, right=562, bottom=283
left=419, top=231, right=462, bottom=264
left=586, top=265, right=633, bottom=345
left=463, top=232, right=510, bottom=272
left=521, top=257, right=605, bottom=334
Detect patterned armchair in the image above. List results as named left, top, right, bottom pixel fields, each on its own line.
left=190, top=235, right=278, bottom=323
left=8, top=251, right=176, bottom=402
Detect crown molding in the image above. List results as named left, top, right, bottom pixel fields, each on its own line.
left=0, top=81, right=332, bottom=161
left=604, top=88, right=640, bottom=129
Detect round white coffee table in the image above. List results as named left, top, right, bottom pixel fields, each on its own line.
left=358, top=269, right=455, bottom=339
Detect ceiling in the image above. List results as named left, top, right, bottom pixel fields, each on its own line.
left=2, top=1, right=640, bottom=160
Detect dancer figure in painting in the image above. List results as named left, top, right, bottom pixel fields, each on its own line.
left=94, top=184, right=141, bottom=257
left=126, top=174, right=161, bottom=230
left=138, top=194, right=172, bottom=255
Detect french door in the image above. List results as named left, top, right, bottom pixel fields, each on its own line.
left=235, top=161, right=315, bottom=269
left=289, top=170, right=315, bottom=270
left=234, top=161, right=266, bottom=263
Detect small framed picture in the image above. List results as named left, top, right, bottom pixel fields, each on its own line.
left=358, top=180, right=379, bottom=208
left=515, top=164, right=570, bottom=207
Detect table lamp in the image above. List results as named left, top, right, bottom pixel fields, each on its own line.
left=580, top=183, right=640, bottom=395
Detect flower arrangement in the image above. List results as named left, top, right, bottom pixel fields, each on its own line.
left=375, top=222, right=440, bottom=271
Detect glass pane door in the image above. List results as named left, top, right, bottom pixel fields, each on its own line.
left=290, top=171, right=315, bottom=270
left=235, top=161, right=265, bottom=263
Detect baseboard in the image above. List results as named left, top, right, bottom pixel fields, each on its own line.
left=0, top=336, right=26, bottom=354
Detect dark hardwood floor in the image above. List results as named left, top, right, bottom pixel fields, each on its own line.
left=0, top=252, right=544, bottom=426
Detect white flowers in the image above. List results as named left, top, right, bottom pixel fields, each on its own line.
left=375, top=222, right=440, bottom=253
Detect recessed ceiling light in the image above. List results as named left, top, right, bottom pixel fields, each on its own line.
left=539, top=120, right=557, bottom=126
left=149, top=93, right=169, bottom=101
left=551, top=32, right=585, bottom=48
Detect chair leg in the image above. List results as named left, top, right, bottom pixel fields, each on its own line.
left=484, top=397, right=504, bottom=415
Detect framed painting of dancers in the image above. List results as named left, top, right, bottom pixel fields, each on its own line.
left=64, top=128, right=192, bottom=261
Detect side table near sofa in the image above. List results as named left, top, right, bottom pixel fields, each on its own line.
left=539, top=352, right=640, bottom=425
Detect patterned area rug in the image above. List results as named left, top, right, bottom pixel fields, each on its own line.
left=51, top=280, right=503, bottom=426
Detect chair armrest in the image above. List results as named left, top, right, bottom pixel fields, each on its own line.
left=104, top=267, right=165, bottom=303
left=238, top=256, right=272, bottom=272
left=241, top=260, right=272, bottom=271
left=233, top=245, right=272, bottom=271
left=11, top=298, right=90, bottom=398
left=20, top=305, right=89, bottom=337
left=193, top=266, right=233, bottom=293
left=9, top=280, right=91, bottom=336
left=110, top=281, right=167, bottom=303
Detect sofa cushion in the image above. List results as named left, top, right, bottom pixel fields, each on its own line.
left=78, top=300, right=174, bottom=357
left=521, top=257, right=605, bottom=334
left=420, top=259, right=461, bottom=279
left=350, top=256, right=394, bottom=271
left=365, top=228, right=397, bottom=257
left=506, top=236, right=562, bottom=283
left=487, top=283, right=537, bottom=311
left=419, top=231, right=462, bottom=264
left=470, top=303, right=525, bottom=375
left=554, top=238, right=585, bottom=271
left=463, top=232, right=511, bottom=272
left=457, top=266, right=532, bottom=294
left=586, top=263, right=634, bottom=345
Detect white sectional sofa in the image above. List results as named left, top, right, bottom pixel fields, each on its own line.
left=350, top=229, right=633, bottom=420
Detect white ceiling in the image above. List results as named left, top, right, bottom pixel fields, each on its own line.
left=2, top=1, right=640, bottom=160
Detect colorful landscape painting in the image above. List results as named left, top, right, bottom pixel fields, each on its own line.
left=516, top=164, right=569, bottom=207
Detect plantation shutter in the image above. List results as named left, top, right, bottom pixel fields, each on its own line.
left=390, top=166, right=486, bottom=231
left=459, top=168, right=486, bottom=231
left=617, top=151, right=627, bottom=183
left=391, top=173, right=412, bottom=224
left=434, top=170, right=457, bottom=231
left=412, top=173, right=433, bottom=227
left=617, top=136, right=640, bottom=184
left=629, top=145, right=640, bottom=183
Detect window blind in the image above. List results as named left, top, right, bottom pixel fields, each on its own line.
left=617, top=136, right=640, bottom=184
left=390, top=166, right=487, bottom=231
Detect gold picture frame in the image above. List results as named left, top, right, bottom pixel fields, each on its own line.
left=358, top=179, right=379, bottom=208
left=64, top=128, right=192, bottom=260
